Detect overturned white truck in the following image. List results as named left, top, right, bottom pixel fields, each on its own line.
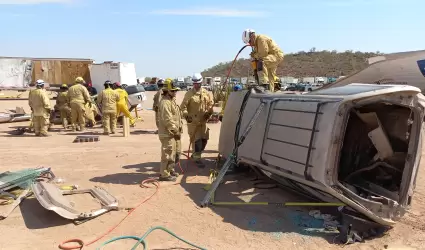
left=219, top=83, right=424, bottom=226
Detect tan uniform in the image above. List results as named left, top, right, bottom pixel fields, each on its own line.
left=180, top=88, right=214, bottom=160
left=67, top=84, right=91, bottom=131
left=85, top=97, right=98, bottom=127
left=115, top=88, right=135, bottom=125
left=28, top=88, right=51, bottom=136
left=97, top=88, right=120, bottom=134
left=56, top=91, right=71, bottom=128
left=251, top=34, right=284, bottom=91
left=158, top=95, right=183, bottom=178
left=153, top=89, right=163, bottom=128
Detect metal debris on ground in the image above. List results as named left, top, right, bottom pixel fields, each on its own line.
left=73, top=135, right=100, bottom=143
left=31, top=182, right=119, bottom=222
left=0, top=167, right=54, bottom=219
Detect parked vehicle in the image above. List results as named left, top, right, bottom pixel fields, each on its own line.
left=143, top=84, right=158, bottom=91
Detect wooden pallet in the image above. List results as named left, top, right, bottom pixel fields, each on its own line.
left=73, top=135, right=100, bottom=143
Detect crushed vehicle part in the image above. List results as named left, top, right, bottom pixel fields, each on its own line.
left=0, top=188, right=31, bottom=219
left=319, top=50, right=425, bottom=91
left=31, top=182, right=118, bottom=220
left=219, top=83, right=424, bottom=227
left=0, top=167, right=54, bottom=193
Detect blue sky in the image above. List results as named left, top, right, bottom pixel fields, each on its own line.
left=0, top=0, right=423, bottom=78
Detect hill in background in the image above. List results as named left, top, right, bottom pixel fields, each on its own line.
left=201, top=49, right=383, bottom=78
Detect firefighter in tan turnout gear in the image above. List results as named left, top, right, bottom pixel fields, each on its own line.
left=28, top=79, right=51, bottom=136
left=158, top=80, right=183, bottom=182
left=180, top=73, right=214, bottom=168
left=67, top=77, right=91, bottom=131
left=97, top=80, right=120, bottom=135
left=242, top=29, right=284, bottom=91
left=55, top=84, right=71, bottom=129
left=153, top=79, right=166, bottom=129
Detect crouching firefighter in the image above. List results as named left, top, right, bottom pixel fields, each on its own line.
left=180, top=73, right=214, bottom=168
left=158, top=81, right=182, bottom=181
left=242, top=29, right=284, bottom=92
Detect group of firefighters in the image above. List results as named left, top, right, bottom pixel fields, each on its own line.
left=153, top=74, right=214, bottom=181
left=27, top=28, right=283, bottom=181
left=28, top=77, right=137, bottom=136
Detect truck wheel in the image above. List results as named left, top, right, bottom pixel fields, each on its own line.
left=308, top=88, right=312, bottom=92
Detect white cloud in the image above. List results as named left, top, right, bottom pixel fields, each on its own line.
left=0, top=0, right=72, bottom=4
left=151, top=8, right=267, bottom=18
left=324, top=0, right=403, bottom=6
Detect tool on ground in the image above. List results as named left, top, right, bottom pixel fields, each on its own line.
left=97, top=226, right=207, bottom=250
left=200, top=100, right=266, bottom=207
left=72, top=135, right=100, bottom=143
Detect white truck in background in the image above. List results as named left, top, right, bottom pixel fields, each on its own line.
left=89, top=61, right=146, bottom=107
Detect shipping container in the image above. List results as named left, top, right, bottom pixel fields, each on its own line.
left=0, top=57, right=93, bottom=89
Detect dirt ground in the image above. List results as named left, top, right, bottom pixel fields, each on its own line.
left=0, top=90, right=424, bottom=250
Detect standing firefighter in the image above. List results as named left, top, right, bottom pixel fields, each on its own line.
left=158, top=80, right=182, bottom=181
left=180, top=73, right=214, bottom=168
left=153, top=79, right=166, bottom=128
left=97, top=80, right=120, bottom=135
left=28, top=79, right=51, bottom=137
left=56, top=84, right=71, bottom=129
left=114, top=82, right=136, bottom=127
left=242, top=29, right=284, bottom=92
left=67, top=77, right=91, bottom=131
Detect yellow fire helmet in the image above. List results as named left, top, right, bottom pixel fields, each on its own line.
left=75, top=77, right=85, bottom=83
left=163, top=79, right=180, bottom=91
left=61, top=84, right=68, bottom=88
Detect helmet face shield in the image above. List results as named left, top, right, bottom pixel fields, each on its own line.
left=242, top=29, right=255, bottom=44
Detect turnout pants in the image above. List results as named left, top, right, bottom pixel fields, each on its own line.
left=159, top=137, right=181, bottom=177
left=102, top=111, right=117, bottom=134
left=33, top=115, right=50, bottom=136
left=187, top=122, right=210, bottom=160
left=259, top=54, right=283, bottom=92
left=70, top=102, right=86, bottom=131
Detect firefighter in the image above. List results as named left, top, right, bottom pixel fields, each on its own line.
left=28, top=79, right=51, bottom=136
left=242, top=29, right=284, bottom=92
left=114, top=82, right=136, bottom=126
left=180, top=73, right=214, bottom=168
left=67, top=77, right=91, bottom=131
left=97, top=80, right=120, bottom=135
left=158, top=80, right=182, bottom=181
left=153, top=79, right=166, bottom=128
left=56, top=84, right=71, bottom=129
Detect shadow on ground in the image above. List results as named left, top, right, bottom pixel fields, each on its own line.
left=178, top=160, right=341, bottom=244
left=20, top=197, right=69, bottom=229
left=90, top=157, right=215, bottom=186
left=89, top=157, right=341, bottom=244
left=131, top=130, right=158, bottom=135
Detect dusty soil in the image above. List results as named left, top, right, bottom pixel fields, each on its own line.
left=0, top=90, right=424, bottom=250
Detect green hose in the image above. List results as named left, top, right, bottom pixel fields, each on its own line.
left=96, top=226, right=207, bottom=250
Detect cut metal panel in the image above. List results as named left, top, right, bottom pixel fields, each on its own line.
left=31, top=182, right=118, bottom=220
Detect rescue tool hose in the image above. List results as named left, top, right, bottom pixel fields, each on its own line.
left=219, top=45, right=251, bottom=116
left=96, top=226, right=207, bottom=250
